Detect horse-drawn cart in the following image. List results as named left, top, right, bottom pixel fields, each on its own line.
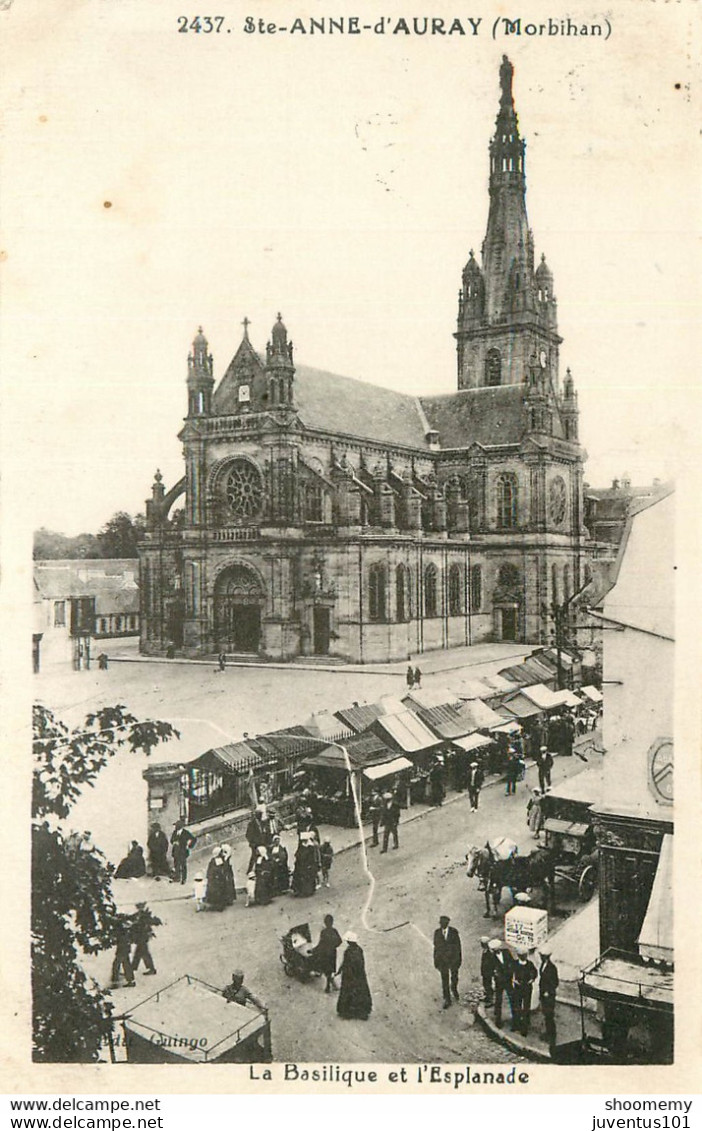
left=541, top=767, right=603, bottom=902
left=543, top=816, right=597, bottom=901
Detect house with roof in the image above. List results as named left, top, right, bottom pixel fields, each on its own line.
left=139, top=57, right=589, bottom=662
left=33, top=559, right=140, bottom=669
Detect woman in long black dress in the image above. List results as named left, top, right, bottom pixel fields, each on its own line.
left=270, top=836, right=290, bottom=894
left=115, top=841, right=146, bottom=879
left=292, top=835, right=317, bottom=897
left=254, top=847, right=273, bottom=905
left=337, top=932, right=373, bottom=1020
left=314, top=914, right=343, bottom=992
left=205, top=846, right=228, bottom=911
left=220, top=843, right=237, bottom=904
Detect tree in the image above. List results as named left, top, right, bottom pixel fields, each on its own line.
left=33, top=527, right=102, bottom=560
left=32, top=703, right=179, bottom=1062
left=97, top=512, right=146, bottom=559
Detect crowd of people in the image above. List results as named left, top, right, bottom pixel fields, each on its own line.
left=480, top=937, right=560, bottom=1051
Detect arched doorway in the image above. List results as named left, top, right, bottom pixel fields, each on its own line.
left=214, top=565, right=264, bottom=653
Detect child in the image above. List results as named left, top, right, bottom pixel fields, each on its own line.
left=320, top=839, right=334, bottom=888
left=192, top=871, right=206, bottom=911
left=245, top=871, right=257, bottom=908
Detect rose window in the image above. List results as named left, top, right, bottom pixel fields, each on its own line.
left=224, top=460, right=264, bottom=519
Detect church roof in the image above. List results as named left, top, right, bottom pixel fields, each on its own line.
left=292, top=365, right=431, bottom=449
left=420, top=385, right=528, bottom=448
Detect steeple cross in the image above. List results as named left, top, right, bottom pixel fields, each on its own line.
left=242, top=316, right=251, bottom=338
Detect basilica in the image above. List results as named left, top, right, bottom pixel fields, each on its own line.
left=139, top=57, right=588, bottom=662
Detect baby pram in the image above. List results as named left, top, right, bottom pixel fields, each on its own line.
left=280, top=922, right=322, bottom=983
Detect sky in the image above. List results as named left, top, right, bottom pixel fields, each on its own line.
left=1, top=0, right=699, bottom=536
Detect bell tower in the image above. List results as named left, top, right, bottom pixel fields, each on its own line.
left=186, top=327, right=214, bottom=416
left=455, top=57, right=561, bottom=390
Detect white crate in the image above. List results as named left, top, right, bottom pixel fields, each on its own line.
left=504, top=906, right=549, bottom=951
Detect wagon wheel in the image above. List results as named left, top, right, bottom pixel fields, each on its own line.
left=578, top=863, right=597, bottom=902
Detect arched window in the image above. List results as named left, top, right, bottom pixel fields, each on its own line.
left=396, top=564, right=411, bottom=622
left=470, top=564, right=482, bottom=611
left=496, top=474, right=518, bottom=528
left=304, top=480, right=323, bottom=523
left=424, top=564, right=438, bottom=618
left=448, top=564, right=462, bottom=616
left=485, top=348, right=502, bottom=387
left=368, top=564, right=387, bottom=622
left=498, top=563, right=521, bottom=594
left=563, top=564, right=571, bottom=602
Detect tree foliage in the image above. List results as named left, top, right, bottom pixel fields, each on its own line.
left=33, top=512, right=146, bottom=561
left=97, top=512, right=146, bottom=559
left=32, top=704, right=179, bottom=1062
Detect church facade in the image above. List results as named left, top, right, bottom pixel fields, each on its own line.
left=139, top=58, right=589, bottom=663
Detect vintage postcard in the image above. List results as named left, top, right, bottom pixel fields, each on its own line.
left=0, top=0, right=700, bottom=1098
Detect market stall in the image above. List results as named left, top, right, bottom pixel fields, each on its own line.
left=371, top=709, right=443, bottom=804
left=120, top=975, right=271, bottom=1064
left=301, top=732, right=402, bottom=825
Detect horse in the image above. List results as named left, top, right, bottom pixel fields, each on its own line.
left=466, top=842, right=556, bottom=918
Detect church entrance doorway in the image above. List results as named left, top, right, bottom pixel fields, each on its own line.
left=313, top=607, right=331, bottom=655
left=214, top=565, right=264, bottom=653
left=499, top=605, right=518, bottom=642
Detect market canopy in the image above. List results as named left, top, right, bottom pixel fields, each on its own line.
left=301, top=711, right=353, bottom=742
left=452, top=677, right=495, bottom=700
left=492, top=719, right=521, bottom=736
left=498, top=693, right=544, bottom=720
left=189, top=742, right=267, bottom=775
left=551, top=689, right=583, bottom=709
left=302, top=733, right=396, bottom=773
left=402, top=686, right=462, bottom=711
left=334, top=703, right=385, bottom=734
left=519, top=683, right=564, bottom=711
left=454, top=699, right=505, bottom=731
left=581, top=685, right=604, bottom=703
left=374, top=710, right=440, bottom=753
left=416, top=703, right=480, bottom=741
left=638, top=834, right=673, bottom=966
left=453, top=733, right=493, bottom=753
left=363, top=756, right=413, bottom=780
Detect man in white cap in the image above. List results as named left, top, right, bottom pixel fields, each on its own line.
left=510, top=947, right=538, bottom=1036
left=467, top=761, right=484, bottom=812
left=538, top=944, right=559, bottom=1052
left=379, top=792, right=400, bottom=853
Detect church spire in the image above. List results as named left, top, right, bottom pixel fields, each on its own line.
left=455, top=57, right=561, bottom=390
left=187, top=326, right=214, bottom=416
left=265, top=313, right=295, bottom=407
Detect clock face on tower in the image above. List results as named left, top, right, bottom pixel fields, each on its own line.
left=238, top=384, right=251, bottom=403
left=548, top=476, right=567, bottom=526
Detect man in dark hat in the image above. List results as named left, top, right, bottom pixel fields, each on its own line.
left=538, top=944, right=559, bottom=1052
left=433, top=915, right=462, bottom=1009
left=479, top=936, right=494, bottom=1006
left=489, top=938, right=512, bottom=1028
left=222, top=969, right=265, bottom=1011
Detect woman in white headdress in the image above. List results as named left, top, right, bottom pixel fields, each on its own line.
left=205, top=845, right=228, bottom=911
left=220, top=843, right=237, bottom=904
left=337, top=931, right=372, bottom=1020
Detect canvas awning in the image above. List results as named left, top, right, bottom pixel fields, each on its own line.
left=453, top=733, right=493, bottom=753
left=581, top=685, right=603, bottom=703
left=638, top=834, right=673, bottom=965
left=520, top=683, right=563, bottom=711
left=374, top=711, right=440, bottom=753
left=190, top=743, right=267, bottom=775
left=453, top=678, right=494, bottom=700
left=499, top=693, right=543, bottom=720
left=363, top=756, right=413, bottom=780
left=551, top=689, right=583, bottom=709
left=402, top=686, right=461, bottom=711
left=492, top=719, right=521, bottom=735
